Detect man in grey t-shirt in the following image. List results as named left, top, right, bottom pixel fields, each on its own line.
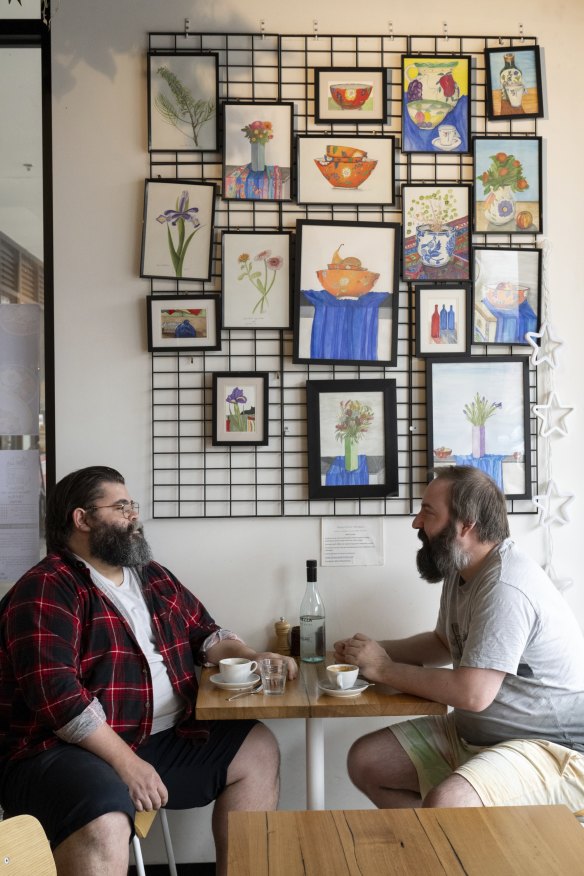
left=334, top=466, right=584, bottom=810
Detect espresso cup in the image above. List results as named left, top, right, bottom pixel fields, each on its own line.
left=326, top=663, right=359, bottom=690
left=438, top=124, right=457, bottom=147
left=219, top=657, right=258, bottom=682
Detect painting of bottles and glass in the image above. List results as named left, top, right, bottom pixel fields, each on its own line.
left=414, top=285, right=471, bottom=357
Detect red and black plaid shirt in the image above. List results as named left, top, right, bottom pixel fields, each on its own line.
left=0, top=552, right=220, bottom=769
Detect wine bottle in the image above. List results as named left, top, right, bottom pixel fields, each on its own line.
left=300, top=560, right=325, bottom=663
left=431, top=304, right=440, bottom=339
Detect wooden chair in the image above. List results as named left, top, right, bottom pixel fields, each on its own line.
left=0, top=813, right=56, bottom=875
left=133, top=809, right=177, bottom=876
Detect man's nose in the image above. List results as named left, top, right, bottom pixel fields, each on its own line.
left=412, top=513, right=422, bottom=530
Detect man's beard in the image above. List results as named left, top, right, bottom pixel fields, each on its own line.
left=416, top=521, right=472, bottom=583
left=88, top=519, right=152, bottom=567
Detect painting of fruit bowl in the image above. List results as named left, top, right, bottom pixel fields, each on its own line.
left=484, top=282, right=529, bottom=309
left=329, top=82, right=373, bottom=110
left=325, top=145, right=367, bottom=160
left=316, top=245, right=379, bottom=298
left=314, top=152, right=377, bottom=190
left=406, top=98, right=453, bottom=130
left=434, top=446, right=453, bottom=459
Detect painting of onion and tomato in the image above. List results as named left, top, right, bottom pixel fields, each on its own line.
left=473, top=136, right=542, bottom=233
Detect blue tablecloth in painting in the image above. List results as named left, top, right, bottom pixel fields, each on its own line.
left=403, top=95, right=469, bottom=153
left=480, top=297, right=537, bottom=344
left=455, top=454, right=506, bottom=490
left=303, top=290, right=389, bottom=361
left=325, top=455, right=369, bottom=486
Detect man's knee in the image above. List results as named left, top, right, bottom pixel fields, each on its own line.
left=423, top=774, right=483, bottom=808
left=227, top=723, right=280, bottom=785
left=54, top=811, right=131, bottom=862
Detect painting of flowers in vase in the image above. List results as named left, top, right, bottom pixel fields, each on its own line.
left=306, top=379, right=399, bottom=500
left=473, top=137, right=542, bottom=233
left=426, top=356, right=531, bottom=498
left=402, top=185, right=471, bottom=282
left=293, top=220, right=399, bottom=366
left=212, top=372, right=269, bottom=446
left=222, top=231, right=292, bottom=329
left=222, top=102, right=293, bottom=201
left=401, top=54, right=471, bottom=154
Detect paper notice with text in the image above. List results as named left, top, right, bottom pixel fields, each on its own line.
left=321, top=517, right=384, bottom=567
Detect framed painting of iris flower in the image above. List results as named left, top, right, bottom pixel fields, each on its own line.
left=140, top=179, right=216, bottom=281
left=212, top=372, right=270, bottom=446
left=146, top=295, right=221, bottom=352
left=306, top=378, right=399, bottom=500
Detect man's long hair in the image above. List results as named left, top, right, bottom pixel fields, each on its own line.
left=45, top=466, right=125, bottom=553
left=432, top=466, right=510, bottom=543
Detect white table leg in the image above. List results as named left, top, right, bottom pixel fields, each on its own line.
left=306, top=717, right=325, bottom=810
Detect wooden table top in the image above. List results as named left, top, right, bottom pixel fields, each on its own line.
left=228, top=805, right=584, bottom=875
left=196, top=654, right=447, bottom=721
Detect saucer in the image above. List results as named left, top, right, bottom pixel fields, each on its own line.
left=432, top=135, right=462, bottom=152
left=317, top=679, right=370, bottom=698
left=210, top=672, right=260, bottom=691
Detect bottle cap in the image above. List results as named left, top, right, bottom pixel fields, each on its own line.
left=306, top=559, right=317, bottom=568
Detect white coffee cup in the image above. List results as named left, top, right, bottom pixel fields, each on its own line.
left=219, top=657, right=258, bottom=682
left=326, top=663, right=359, bottom=690
left=438, top=124, right=458, bottom=147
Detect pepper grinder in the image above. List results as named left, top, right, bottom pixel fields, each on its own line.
left=274, top=616, right=291, bottom=656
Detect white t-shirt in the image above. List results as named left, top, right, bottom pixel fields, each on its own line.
left=436, top=539, right=584, bottom=750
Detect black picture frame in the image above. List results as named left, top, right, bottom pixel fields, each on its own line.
left=293, top=219, right=400, bottom=367
left=473, top=136, right=543, bottom=234
left=146, top=294, right=222, bottom=353
left=212, top=372, right=270, bottom=446
left=147, top=52, right=219, bottom=152
left=306, top=378, right=399, bottom=500
left=314, top=67, right=387, bottom=124
left=222, top=101, right=294, bottom=202
left=472, top=246, right=542, bottom=346
left=402, top=183, right=472, bottom=283
left=484, top=45, right=544, bottom=121
left=426, top=355, right=531, bottom=499
left=414, top=283, right=472, bottom=358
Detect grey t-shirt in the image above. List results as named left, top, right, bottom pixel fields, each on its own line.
left=436, top=538, right=584, bottom=751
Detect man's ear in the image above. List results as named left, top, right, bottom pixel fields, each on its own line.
left=459, top=519, right=476, bottom=537
left=72, top=507, right=91, bottom=533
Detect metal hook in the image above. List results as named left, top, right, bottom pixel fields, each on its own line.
left=443, top=21, right=449, bottom=41
left=260, top=19, right=265, bottom=40
left=388, top=20, right=394, bottom=41
left=313, top=19, right=319, bottom=41
left=519, top=22, right=524, bottom=42
left=184, top=17, right=190, bottom=37
left=498, top=35, right=504, bottom=46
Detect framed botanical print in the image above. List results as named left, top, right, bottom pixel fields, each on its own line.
left=484, top=45, right=544, bottom=121
left=212, top=372, right=269, bottom=446
left=314, top=67, right=387, bottom=123
left=296, top=135, right=395, bottom=206
left=402, top=184, right=472, bottom=282
left=222, top=102, right=293, bottom=201
left=401, top=54, right=471, bottom=154
left=146, top=295, right=221, bottom=352
left=426, top=355, right=531, bottom=498
left=293, top=219, right=400, bottom=367
left=414, top=284, right=471, bottom=357
left=473, top=136, right=543, bottom=233
left=472, top=247, right=542, bottom=345
left=306, top=378, right=399, bottom=500
left=147, top=52, right=219, bottom=151
left=140, top=179, right=216, bottom=281
left=222, top=231, right=292, bottom=329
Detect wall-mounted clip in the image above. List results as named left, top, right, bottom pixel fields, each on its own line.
left=443, top=21, right=449, bottom=41
left=388, top=21, right=394, bottom=41
left=313, top=19, right=319, bottom=41
left=519, top=22, right=524, bottom=42
left=498, top=35, right=504, bottom=46
left=260, top=19, right=265, bottom=40
left=184, top=18, right=190, bottom=37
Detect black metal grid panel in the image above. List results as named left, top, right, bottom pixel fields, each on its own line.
left=148, top=30, right=539, bottom=518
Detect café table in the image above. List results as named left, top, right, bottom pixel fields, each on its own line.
left=195, top=654, right=447, bottom=810
left=227, top=804, right=584, bottom=875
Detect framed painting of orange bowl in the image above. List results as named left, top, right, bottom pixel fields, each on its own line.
left=314, top=68, right=387, bottom=124
left=293, top=219, right=399, bottom=367
left=401, top=54, right=471, bottom=154
left=402, top=184, right=471, bottom=283
left=296, top=135, right=395, bottom=206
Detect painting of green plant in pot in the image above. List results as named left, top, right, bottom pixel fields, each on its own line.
left=473, top=137, right=542, bottom=234
left=148, top=53, right=218, bottom=151
left=402, top=184, right=471, bottom=282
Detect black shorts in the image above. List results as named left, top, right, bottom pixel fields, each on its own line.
left=0, top=720, right=257, bottom=849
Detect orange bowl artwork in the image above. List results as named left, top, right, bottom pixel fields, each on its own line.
left=485, top=282, right=529, bottom=310
left=316, top=245, right=380, bottom=298
left=329, top=82, right=373, bottom=110
left=314, top=146, right=377, bottom=189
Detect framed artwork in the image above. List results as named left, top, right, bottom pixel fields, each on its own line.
left=426, top=356, right=531, bottom=499
left=314, top=67, right=387, bottom=123
left=146, top=295, right=221, bottom=352
left=147, top=52, right=219, bottom=151
left=306, top=379, right=399, bottom=500
left=293, top=219, right=400, bottom=367
left=401, top=54, right=471, bottom=154
left=140, top=179, right=216, bottom=281
left=472, top=247, right=542, bottom=345
left=473, top=136, right=543, bottom=233
left=296, top=135, right=395, bottom=206
left=414, top=284, right=471, bottom=357
left=402, top=184, right=471, bottom=282
left=222, top=102, right=293, bottom=201
left=484, top=46, right=544, bottom=121
left=212, top=372, right=269, bottom=446
left=221, top=231, right=292, bottom=329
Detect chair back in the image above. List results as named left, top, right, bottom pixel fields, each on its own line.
left=0, top=814, right=56, bottom=875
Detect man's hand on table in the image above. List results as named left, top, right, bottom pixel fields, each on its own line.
left=253, top=652, right=298, bottom=679
left=334, top=634, right=392, bottom=683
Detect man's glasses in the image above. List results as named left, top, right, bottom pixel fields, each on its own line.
left=84, top=501, right=140, bottom=519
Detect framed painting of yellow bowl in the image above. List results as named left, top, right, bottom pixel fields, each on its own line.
left=314, top=67, right=387, bottom=124
left=296, top=135, right=395, bottom=206
left=293, top=219, right=400, bottom=367
left=401, top=54, right=471, bottom=154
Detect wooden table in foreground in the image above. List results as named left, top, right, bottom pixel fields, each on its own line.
left=228, top=805, right=584, bottom=875
left=196, top=656, right=446, bottom=810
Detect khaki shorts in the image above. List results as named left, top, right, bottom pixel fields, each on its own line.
left=390, top=712, right=584, bottom=810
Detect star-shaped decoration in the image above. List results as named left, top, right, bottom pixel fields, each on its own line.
left=544, top=563, right=574, bottom=592
left=532, top=392, right=574, bottom=437
left=532, top=480, right=575, bottom=527
left=525, top=322, right=564, bottom=368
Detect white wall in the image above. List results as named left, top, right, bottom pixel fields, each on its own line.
left=51, top=0, right=584, bottom=864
